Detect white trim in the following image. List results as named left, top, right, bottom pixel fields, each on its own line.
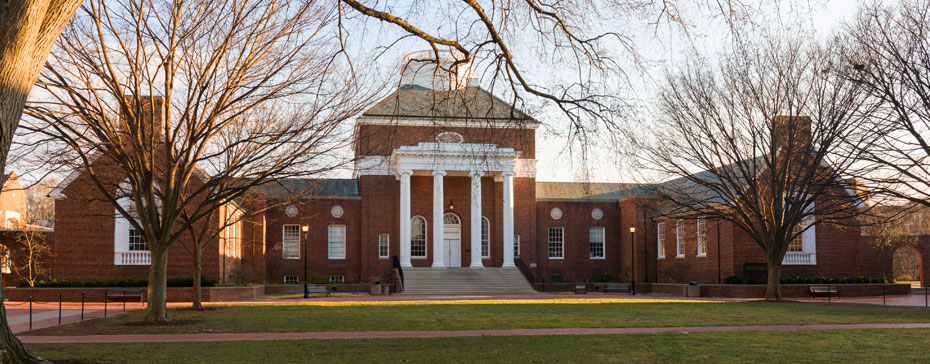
left=327, top=224, right=346, bottom=260
left=357, top=116, right=540, bottom=130
left=410, top=215, right=428, bottom=259
left=282, top=224, right=300, bottom=259
left=657, top=222, right=666, bottom=259
left=675, top=220, right=685, bottom=258
left=378, top=234, right=390, bottom=259
left=589, top=226, right=605, bottom=259
left=696, top=217, right=707, bottom=258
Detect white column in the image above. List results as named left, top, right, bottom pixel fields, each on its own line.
left=431, top=170, right=446, bottom=268
left=469, top=170, right=484, bottom=268
left=502, top=171, right=515, bottom=268
left=399, top=169, right=412, bottom=267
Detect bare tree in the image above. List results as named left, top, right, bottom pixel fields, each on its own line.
left=862, top=206, right=920, bottom=281
left=24, top=0, right=372, bottom=321
left=839, top=1, right=930, bottom=208
left=0, top=1, right=81, bottom=362
left=8, top=226, right=53, bottom=288
left=637, top=35, right=874, bottom=300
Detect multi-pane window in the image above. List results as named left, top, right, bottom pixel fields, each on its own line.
left=128, top=228, right=147, bottom=251
left=481, top=217, right=490, bottom=258
left=788, top=224, right=804, bottom=252
left=284, top=275, right=298, bottom=283
left=589, top=227, right=605, bottom=259
left=282, top=225, right=300, bottom=259
left=514, top=234, right=520, bottom=258
left=224, top=207, right=243, bottom=258
left=411, top=216, right=427, bottom=258
left=329, top=275, right=344, bottom=283
left=378, top=234, right=390, bottom=258
left=548, top=227, right=564, bottom=259
left=697, top=217, right=707, bottom=257
left=328, top=225, right=346, bottom=259
left=676, top=220, right=685, bottom=257
left=657, top=222, right=666, bottom=258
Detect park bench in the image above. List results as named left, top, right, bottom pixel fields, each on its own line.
left=809, top=285, right=838, bottom=298
left=604, top=283, right=632, bottom=294
left=107, top=289, right=144, bottom=303
left=305, top=285, right=330, bottom=297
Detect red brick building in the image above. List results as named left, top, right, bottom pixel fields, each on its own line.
left=35, top=51, right=892, bottom=289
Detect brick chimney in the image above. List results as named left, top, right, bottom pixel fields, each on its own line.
left=118, top=96, right=164, bottom=149
left=772, top=115, right=811, bottom=152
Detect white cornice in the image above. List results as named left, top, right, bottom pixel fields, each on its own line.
left=356, top=116, right=540, bottom=130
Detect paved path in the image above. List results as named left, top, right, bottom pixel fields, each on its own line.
left=5, top=301, right=143, bottom=334
left=18, top=322, right=930, bottom=344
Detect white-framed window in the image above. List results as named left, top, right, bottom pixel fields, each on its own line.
left=675, top=220, right=685, bottom=258
left=589, top=227, right=605, bottom=259
left=378, top=234, right=390, bottom=258
left=548, top=227, right=564, bottom=259
left=481, top=216, right=490, bottom=258
left=328, top=225, right=346, bottom=259
left=329, top=275, right=344, bottom=283
left=411, top=216, right=427, bottom=258
left=282, top=224, right=300, bottom=259
left=514, top=234, right=520, bottom=258
left=284, top=275, right=298, bottom=283
left=696, top=217, right=707, bottom=257
left=128, top=228, right=147, bottom=251
left=223, top=206, right=243, bottom=258
left=657, top=222, right=666, bottom=259
left=788, top=224, right=804, bottom=252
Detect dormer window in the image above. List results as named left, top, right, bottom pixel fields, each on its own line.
left=436, top=132, right=464, bottom=143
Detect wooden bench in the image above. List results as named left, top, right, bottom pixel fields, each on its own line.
left=604, top=283, right=632, bottom=294
left=107, top=289, right=144, bottom=302
left=809, top=285, right=838, bottom=298
left=305, top=285, right=330, bottom=297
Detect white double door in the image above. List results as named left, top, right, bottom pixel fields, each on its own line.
left=443, top=213, right=462, bottom=267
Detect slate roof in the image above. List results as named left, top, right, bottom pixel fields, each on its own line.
left=259, top=178, right=360, bottom=199
left=535, top=182, right=644, bottom=201
left=362, top=84, right=537, bottom=122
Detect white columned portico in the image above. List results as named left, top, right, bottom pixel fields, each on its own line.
left=469, top=170, right=484, bottom=268
left=501, top=172, right=515, bottom=268
left=431, top=170, right=446, bottom=268
left=399, top=169, right=413, bottom=267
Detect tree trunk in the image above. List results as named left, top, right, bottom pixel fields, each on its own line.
left=0, top=272, right=49, bottom=363
left=765, top=255, right=783, bottom=301
left=192, top=248, right=203, bottom=310
left=145, top=247, right=170, bottom=321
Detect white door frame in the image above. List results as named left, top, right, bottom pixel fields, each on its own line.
left=443, top=213, right=462, bottom=268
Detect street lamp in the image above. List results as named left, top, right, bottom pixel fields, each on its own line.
left=302, top=225, right=309, bottom=299
left=629, top=225, right=636, bottom=295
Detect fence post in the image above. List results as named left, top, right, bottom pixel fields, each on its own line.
left=58, top=293, right=62, bottom=325
left=827, top=284, right=831, bottom=303
left=104, top=291, right=108, bottom=317
left=882, top=284, right=886, bottom=306
left=28, top=297, right=32, bottom=331
left=123, top=290, right=126, bottom=312
left=925, top=287, right=927, bottom=308
left=81, top=291, right=85, bottom=320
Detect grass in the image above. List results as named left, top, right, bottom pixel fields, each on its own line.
left=23, top=301, right=930, bottom=336
left=29, top=329, right=930, bottom=363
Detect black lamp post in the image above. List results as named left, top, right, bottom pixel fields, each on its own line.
left=629, top=225, right=636, bottom=295
left=302, top=225, right=309, bottom=299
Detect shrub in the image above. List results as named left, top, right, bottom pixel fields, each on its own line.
left=897, top=274, right=913, bottom=282
left=745, top=277, right=761, bottom=284
left=725, top=276, right=742, bottom=284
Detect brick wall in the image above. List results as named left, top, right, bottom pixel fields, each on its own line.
left=534, top=200, right=622, bottom=282
left=355, top=124, right=536, bottom=159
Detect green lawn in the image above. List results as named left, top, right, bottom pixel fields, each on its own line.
left=30, top=329, right=930, bottom=363
left=24, top=301, right=930, bottom=336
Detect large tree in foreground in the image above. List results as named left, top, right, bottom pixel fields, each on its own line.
left=637, top=36, right=874, bottom=300
left=0, top=1, right=81, bottom=362
left=26, top=0, right=371, bottom=321
left=839, top=0, right=930, bottom=208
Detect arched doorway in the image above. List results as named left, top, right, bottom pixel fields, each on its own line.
left=893, top=246, right=923, bottom=287
left=443, top=213, right=462, bottom=267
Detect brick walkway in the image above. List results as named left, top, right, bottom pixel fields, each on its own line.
left=18, top=322, right=930, bottom=344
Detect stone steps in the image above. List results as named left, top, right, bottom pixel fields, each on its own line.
left=401, top=267, right=536, bottom=295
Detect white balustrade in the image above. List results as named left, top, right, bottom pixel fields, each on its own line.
left=782, top=252, right=815, bottom=265
left=115, top=251, right=151, bottom=265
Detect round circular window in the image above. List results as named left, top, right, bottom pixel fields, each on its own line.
left=285, top=205, right=298, bottom=217
left=591, top=208, right=603, bottom=220
left=331, top=205, right=344, bottom=218
left=550, top=207, right=563, bottom=220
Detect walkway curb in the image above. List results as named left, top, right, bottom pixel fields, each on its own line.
left=19, top=323, right=930, bottom=344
